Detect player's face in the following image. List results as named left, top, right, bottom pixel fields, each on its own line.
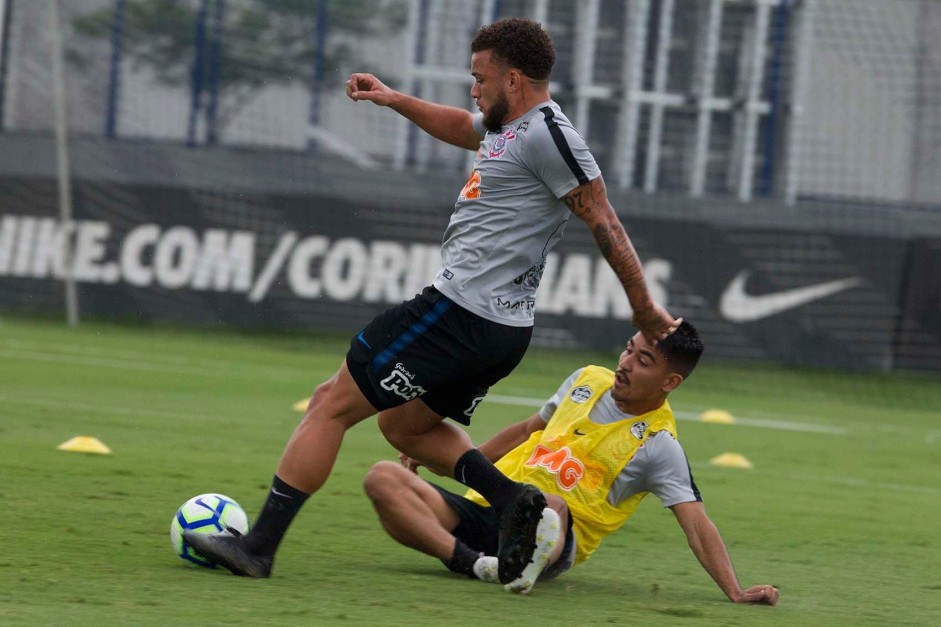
left=611, top=332, right=672, bottom=409
left=470, top=50, right=511, bottom=132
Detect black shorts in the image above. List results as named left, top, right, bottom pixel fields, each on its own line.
left=431, top=484, right=576, bottom=581
left=346, top=286, right=532, bottom=425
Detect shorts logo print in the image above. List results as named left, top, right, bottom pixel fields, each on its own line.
left=380, top=370, right=427, bottom=401
left=463, top=394, right=487, bottom=418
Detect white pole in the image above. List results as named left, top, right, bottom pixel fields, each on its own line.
left=479, top=0, right=496, bottom=25
left=737, top=0, right=773, bottom=201
left=0, top=0, right=7, bottom=128
left=572, top=0, right=600, bottom=135
left=413, top=0, right=445, bottom=172
left=48, top=0, right=78, bottom=326
left=393, top=0, right=421, bottom=170
left=690, top=0, right=724, bottom=197
left=0, top=0, right=7, bottom=66
left=531, top=0, right=549, bottom=25
left=643, top=0, right=675, bottom=193
left=613, top=0, right=651, bottom=189
left=785, top=0, right=817, bottom=205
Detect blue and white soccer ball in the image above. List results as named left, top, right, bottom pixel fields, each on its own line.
left=169, top=493, right=250, bottom=567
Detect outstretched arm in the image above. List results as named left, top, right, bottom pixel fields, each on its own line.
left=563, top=175, right=680, bottom=342
left=477, top=412, right=547, bottom=463
left=346, top=73, right=483, bottom=150
left=671, top=501, right=779, bottom=605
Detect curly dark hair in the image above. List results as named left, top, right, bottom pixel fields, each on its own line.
left=470, top=18, right=555, bottom=81
left=656, top=320, right=704, bottom=379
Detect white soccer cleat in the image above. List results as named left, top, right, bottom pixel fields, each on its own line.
left=472, top=555, right=500, bottom=583
left=504, top=508, right=561, bottom=595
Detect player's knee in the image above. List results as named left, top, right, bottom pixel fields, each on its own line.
left=545, top=493, right=569, bottom=519
left=376, top=409, right=443, bottom=449
left=302, top=375, right=367, bottom=429
left=307, top=377, right=337, bottom=409
left=376, top=415, right=412, bottom=451
left=363, top=461, right=404, bottom=502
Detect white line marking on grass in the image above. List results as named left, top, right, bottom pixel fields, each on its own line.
left=485, top=394, right=847, bottom=435
left=3, top=345, right=849, bottom=436
left=0, top=347, right=239, bottom=378
left=0, top=347, right=317, bottom=382
left=486, top=394, right=546, bottom=407
left=673, top=410, right=848, bottom=435
left=2, top=396, right=228, bottom=422
left=692, top=462, right=941, bottom=497
left=1, top=338, right=194, bottom=364
left=807, top=474, right=941, bottom=497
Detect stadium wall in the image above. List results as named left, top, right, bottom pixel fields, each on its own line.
left=1, top=134, right=940, bottom=373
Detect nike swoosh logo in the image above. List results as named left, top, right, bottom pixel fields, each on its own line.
left=574, top=429, right=587, bottom=436
left=720, top=270, right=861, bottom=323
left=271, top=487, right=293, bottom=499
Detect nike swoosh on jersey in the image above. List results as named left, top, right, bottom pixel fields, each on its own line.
left=719, top=270, right=861, bottom=323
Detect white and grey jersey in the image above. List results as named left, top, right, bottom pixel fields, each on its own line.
left=432, top=101, right=601, bottom=327
left=539, top=369, right=702, bottom=508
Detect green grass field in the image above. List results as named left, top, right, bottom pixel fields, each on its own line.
left=1, top=316, right=939, bottom=626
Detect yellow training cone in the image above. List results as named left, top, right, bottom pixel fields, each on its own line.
left=292, top=399, right=309, bottom=412
left=57, top=436, right=112, bottom=455
left=701, top=409, right=735, bottom=424
left=710, top=452, right=753, bottom=469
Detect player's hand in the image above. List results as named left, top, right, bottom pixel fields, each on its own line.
left=632, top=302, right=682, bottom=344
left=346, top=73, right=396, bottom=106
left=733, top=585, right=779, bottom=606
left=398, top=452, right=423, bottom=474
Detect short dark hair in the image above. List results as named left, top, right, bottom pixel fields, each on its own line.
left=471, top=18, right=555, bottom=81
left=656, top=320, right=704, bottom=379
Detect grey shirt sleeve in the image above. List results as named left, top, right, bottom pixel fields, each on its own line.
left=538, top=368, right=584, bottom=422
left=471, top=112, right=485, bottom=138
left=608, top=431, right=702, bottom=508
left=523, top=119, right=601, bottom=198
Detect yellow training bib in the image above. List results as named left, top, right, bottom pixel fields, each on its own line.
left=467, top=365, right=677, bottom=563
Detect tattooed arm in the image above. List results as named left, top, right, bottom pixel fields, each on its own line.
left=563, top=175, right=680, bottom=341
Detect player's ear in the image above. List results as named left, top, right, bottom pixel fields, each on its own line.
left=507, top=69, right=522, bottom=92
left=662, top=372, right=683, bottom=393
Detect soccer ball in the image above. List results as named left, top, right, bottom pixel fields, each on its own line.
left=169, top=493, right=250, bottom=567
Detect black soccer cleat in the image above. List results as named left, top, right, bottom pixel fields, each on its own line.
left=496, top=484, right=548, bottom=584
left=182, top=529, right=273, bottom=578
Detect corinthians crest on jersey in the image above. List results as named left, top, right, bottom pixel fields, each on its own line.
left=569, top=385, right=593, bottom=403
left=488, top=129, right=516, bottom=158
left=630, top=420, right=649, bottom=440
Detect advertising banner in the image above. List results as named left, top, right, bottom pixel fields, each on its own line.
left=0, top=177, right=930, bottom=371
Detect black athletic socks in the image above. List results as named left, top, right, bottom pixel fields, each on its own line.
left=444, top=540, right=483, bottom=578
left=244, top=475, right=310, bottom=555
left=453, top=448, right=522, bottom=513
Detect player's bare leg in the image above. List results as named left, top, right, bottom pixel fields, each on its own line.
left=378, top=402, right=547, bottom=584
left=277, top=361, right=379, bottom=492
left=183, top=361, right=378, bottom=577
left=364, top=461, right=462, bottom=559
left=377, top=403, right=474, bottom=477
left=364, top=461, right=498, bottom=581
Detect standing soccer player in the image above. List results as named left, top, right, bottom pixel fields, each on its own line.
left=184, top=17, right=680, bottom=583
